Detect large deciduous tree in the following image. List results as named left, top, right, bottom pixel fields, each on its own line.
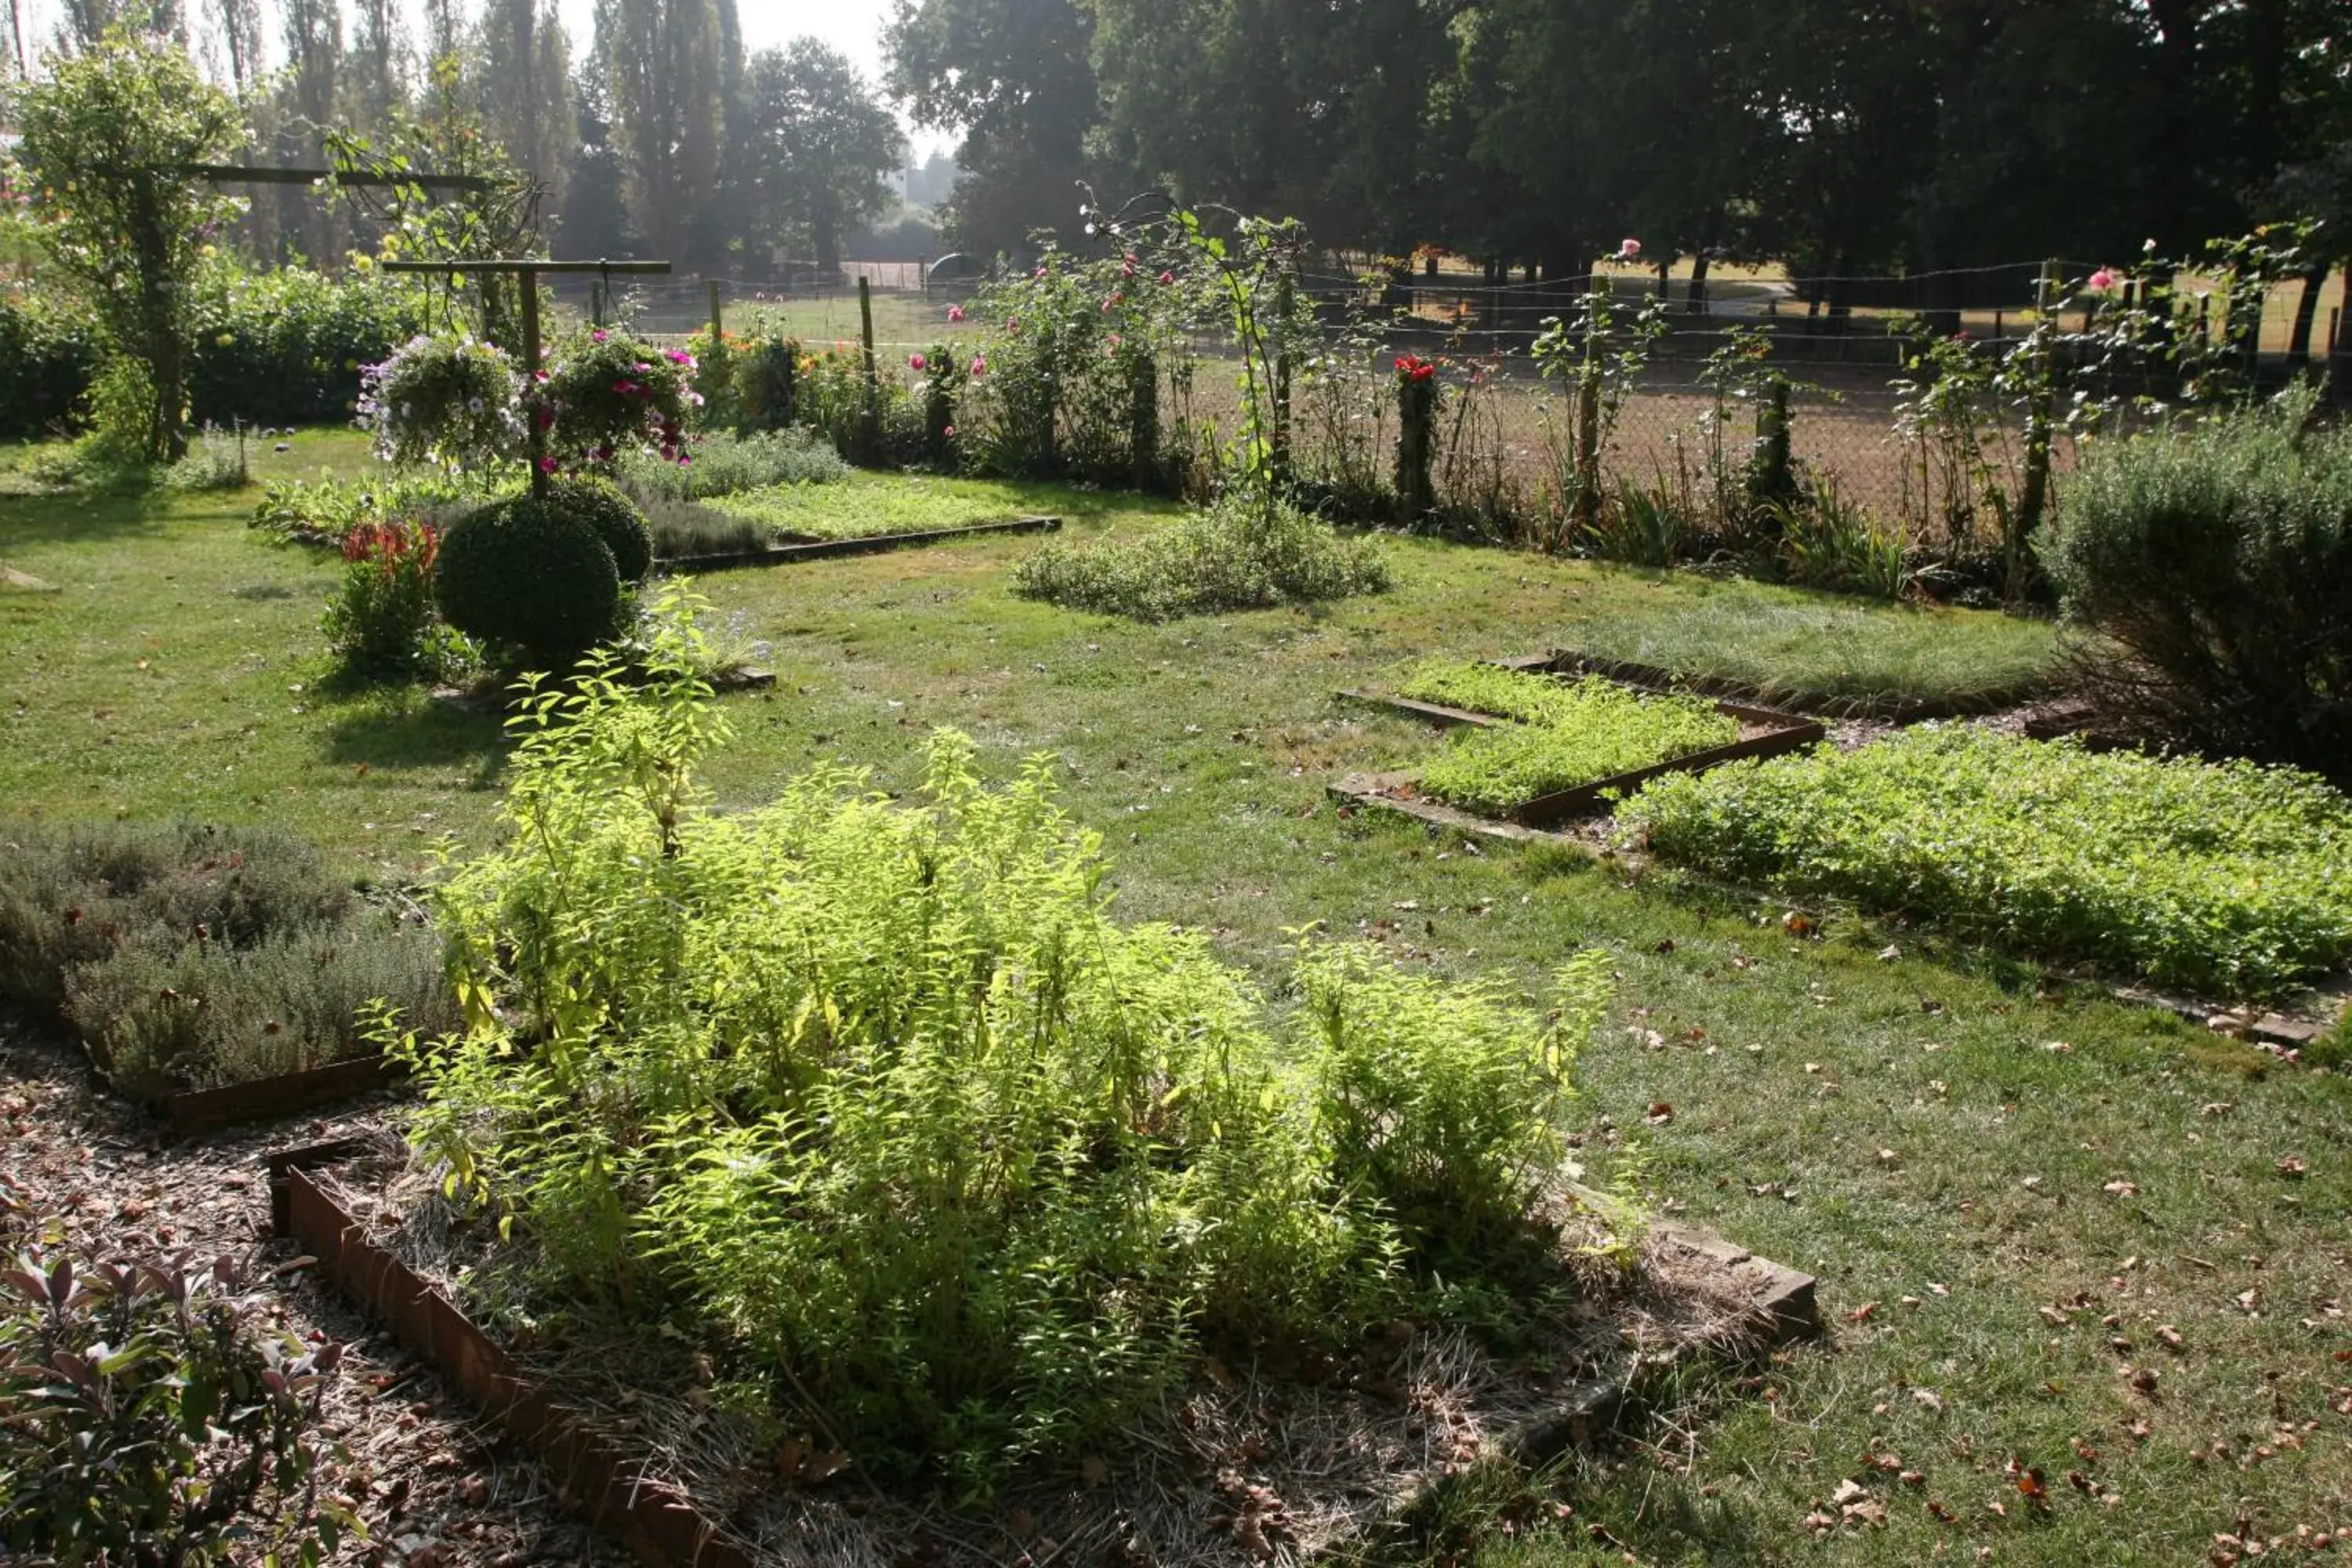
left=886, top=0, right=1098, bottom=257
left=593, top=0, right=730, bottom=264
left=16, top=31, right=244, bottom=459
left=739, top=40, right=905, bottom=278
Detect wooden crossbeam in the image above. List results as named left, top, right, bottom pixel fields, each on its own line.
left=378, top=258, right=677, bottom=495
left=380, top=259, right=673, bottom=275
left=185, top=163, right=500, bottom=192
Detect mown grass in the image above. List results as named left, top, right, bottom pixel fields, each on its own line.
left=2, top=433, right=2339, bottom=1566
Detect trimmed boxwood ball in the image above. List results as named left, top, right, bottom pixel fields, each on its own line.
left=549, top=475, right=654, bottom=585
left=434, top=496, right=623, bottom=672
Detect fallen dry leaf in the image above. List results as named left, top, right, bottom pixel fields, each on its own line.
left=1846, top=1301, right=1880, bottom=1324
left=2275, top=1156, right=2308, bottom=1179
left=1913, top=1388, right=1947, bottom=1414
left=1646, top=1101, right=1675, bottom=1125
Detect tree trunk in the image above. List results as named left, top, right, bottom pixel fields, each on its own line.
left=2331, top=261, right=2352, bottom=401
left=2286, top=261, right=2327, bottom=361
left=1687, top=251, right=1711, bottom=316
left=814, top=207, right=840, bottom=281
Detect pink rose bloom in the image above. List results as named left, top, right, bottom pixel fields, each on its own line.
left=947, top=304, right=966, bottom=323
left=909, top=352, right=927, bottom=371
left=537, top=455, right=557, bottom=472
left=1158, top=270, right=1174, bottom=285
left=1617, top=238, right=1642, bottom=260
left=1034, top=266, right=1047, bottom=278
left=944, top=423, right=957, bottom=437
left=2087, top=267, right=2120, bottom=291
left=971, top=354, right=987, bottom=376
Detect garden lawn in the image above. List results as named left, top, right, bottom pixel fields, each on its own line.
left=2, top=434, right=2343, bottom=1566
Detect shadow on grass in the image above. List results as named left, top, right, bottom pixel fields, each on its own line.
left=320, top=686, right=512, bottom=786
left=0, top=481, right=189, bottom=547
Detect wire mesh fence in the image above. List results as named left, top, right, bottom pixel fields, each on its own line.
left=583, top=260, right=2341, bottom=557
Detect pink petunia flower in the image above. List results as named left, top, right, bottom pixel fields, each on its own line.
left=971, top=354, right=987, bottom=376
left=909, top=352, right=927, bottom=372
left=944, top=423, right=957, bottom=437
left=947, top=304, right=966, bottom=323
left=537, top=455, right=557, bottom=472
left=591, top=329, right=608, bottom=343
left=1158, top=270, right=1174, bottom=285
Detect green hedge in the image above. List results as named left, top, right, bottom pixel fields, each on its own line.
left=0, top=261, right=426, bottom=438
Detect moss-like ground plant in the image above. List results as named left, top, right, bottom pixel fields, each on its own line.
left=1622, top=725, right=2352, bottom=996
left=1406, top=666, right=1739, bottom=815
left=401, top=600, right=1609, bottom=1495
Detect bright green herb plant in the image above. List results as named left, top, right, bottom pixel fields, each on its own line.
left=397, top=594, right=1612, bottom=1496
left=1404, top=666, right=1739, bottom=815
left=1622, top=725, right=2352, bottom=997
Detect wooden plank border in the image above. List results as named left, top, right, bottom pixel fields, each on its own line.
left=659, top=514, right=1060, bottom=573
left=159, top=1054, right=402, bottom=1138
left=271, top=1156, right=757, bottom=1568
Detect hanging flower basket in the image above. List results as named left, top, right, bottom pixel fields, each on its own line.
left=357, top=333, right=525, bottom=472
left=542, top=328, right=698, bottom=469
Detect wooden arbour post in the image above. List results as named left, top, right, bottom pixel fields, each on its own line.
left=383, top=258, right=673, bottom=497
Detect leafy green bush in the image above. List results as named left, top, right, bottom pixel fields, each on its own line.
left=1013, top=494, right=1390, bottom=622
left=401, top=623, right=1607, bottom=1494
left=547, top=475, right=653, bottom=585
left=0, top=1243, right=360, bottom=1565
left=1622, top=726, right=2352, bottom=996
left=186, top=260, right=427, bottom=429
left=433, top=495, right=624, bottom=673
left=322, top=519, right=468, bottom=682
left=620, top=426, right=848, bottom=501
left=0, top=283, right=100, bottom=439
left=2043, top=390, right=2352, bottom=777
left=1414, top=679, right=1739, bottom=814
left=249, top=472, right=492, bottom=546
left=158, top=424, right=249, bottom=492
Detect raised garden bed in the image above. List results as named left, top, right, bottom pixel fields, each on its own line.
left=270, top=1138, right=1817, bottom=1568
left=1531, top=647, right=2049, bottom=721
left=158, top=1051, right=403, bottom=1136
left=1338, top=660, right=1824, bottom=826
left=656, top=514, right=1060, bottom=572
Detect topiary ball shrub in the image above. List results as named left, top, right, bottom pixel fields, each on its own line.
left=548, top=475, right=653, bottom=584
left=434, top=495, right=622, bottom=673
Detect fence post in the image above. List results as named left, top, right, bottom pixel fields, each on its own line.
left=858, top=275, right=879, bottom=462
left=1130, top=350, right=1159, bottom=492
left=708, top=279, right=724, bottom=344
left=1272, top=271, right=1294, bottom=484
left=1571, top=303, right=1604, bottom=539
left=2012, top=258, right=2057, bottom=602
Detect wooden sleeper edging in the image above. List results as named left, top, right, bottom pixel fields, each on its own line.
left=267, top=1144, right=756, bottom=1568
left=657, top=514, right=1061, bottom=573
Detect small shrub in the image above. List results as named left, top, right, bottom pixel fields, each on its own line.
left=158, top=423, right=249, bottom=492
left=730, top=329, right=800, bottom=432
left=1774, top=477, right=1911, bottom=599
left=1414, top=680, right=1740, bottom=815
left=0, top=1243, right=359, bottom=1564
left=434, top=495, right=624, bottom=673
left=0, top=283, right=100, bottom=439
left=2042, top=388, right=2352, bottom=777
left=400, top=621, right=1609, bottom=1494
left=249, top=472, right=491, bottom=546
left=62, top=913, right=455, bottom=1094
left=547, top=475, right=653, bottom=585
left=0, top=819, right=350, bottom=1009
left=619, top=427, right=847, bottom=501
left=1013, top=493, right=1390, bottom=622
left=1621, top=725, right=2352, bottom=997
left=322, top=518, right=466, bottom=681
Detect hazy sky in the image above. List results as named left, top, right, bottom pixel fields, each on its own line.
left=17, top=0, right=951, bottom=155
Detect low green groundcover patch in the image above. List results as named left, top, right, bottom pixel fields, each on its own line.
left=399, top=628, right=1610, bottom=1497
left=1404, top=664, right=1740, bottom=815
left=707, top=472, right=1042, bottom=543
left=1621, top=726, right=2352, bottom=996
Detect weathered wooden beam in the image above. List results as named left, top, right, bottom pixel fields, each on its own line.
left=379, top=259, right=673, bottom=275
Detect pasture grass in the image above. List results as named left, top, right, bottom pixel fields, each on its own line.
left=2, top=431, right=2336, bottom=1566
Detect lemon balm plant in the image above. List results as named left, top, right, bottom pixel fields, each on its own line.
left=396, top=594, right=1612, bottom=1494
